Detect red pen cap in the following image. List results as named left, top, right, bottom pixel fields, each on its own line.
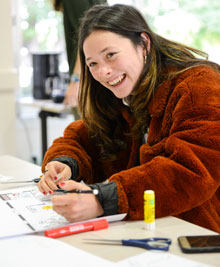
left=44, top=219, right=109, bottom=238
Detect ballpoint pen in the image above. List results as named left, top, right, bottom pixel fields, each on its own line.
left=53, top=188, right=99, bottom=195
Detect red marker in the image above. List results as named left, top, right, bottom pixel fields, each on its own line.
left=44, top=219, right=109, bottom=238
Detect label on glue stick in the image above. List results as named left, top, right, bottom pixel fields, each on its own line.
left=144, top=190, right=155, bottom=230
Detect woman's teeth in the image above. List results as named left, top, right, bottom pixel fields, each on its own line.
left=109, top=74, right=125, bottom=86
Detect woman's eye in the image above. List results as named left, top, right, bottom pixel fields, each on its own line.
left=107, top=52, right=115, bottom=58
left=89, top=62, right=97, bottom=67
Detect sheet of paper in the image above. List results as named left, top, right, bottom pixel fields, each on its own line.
left=87, top=213, right=126, bottom=223
left=117, top=251, right=210, bottom=267
left=0, top=185, right=126, bottom=239
left=0, top=185, right=69, bottom=238
left=0, top=235, right=114, bottom=267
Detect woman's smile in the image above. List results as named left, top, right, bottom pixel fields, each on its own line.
left=108, top=73, right=126, bottom=87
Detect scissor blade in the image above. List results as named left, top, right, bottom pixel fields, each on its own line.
left=0, top=180, right=34, bottom=184
left=0, top=178, right=41, bottom=184
left=84, top=238, right=122, bottom=244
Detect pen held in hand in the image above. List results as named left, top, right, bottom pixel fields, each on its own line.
left=53, top=188, right=99, bottom=195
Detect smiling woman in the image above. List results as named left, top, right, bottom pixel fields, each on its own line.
left=37, top=4, right=220, bottom=234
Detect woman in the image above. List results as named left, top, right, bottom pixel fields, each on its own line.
left=38, top=4, right=220, bottom=232
left=52, top=0, right=107, bottom=114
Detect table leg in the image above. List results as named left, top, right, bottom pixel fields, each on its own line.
left=38, top=110, right=64, bottom=162
left=39, top=110, right=48, bottom=160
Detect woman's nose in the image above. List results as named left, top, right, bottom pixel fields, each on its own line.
left=99, top=64, right=112, bottom=77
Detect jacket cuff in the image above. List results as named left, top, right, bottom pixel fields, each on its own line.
left=89, top=181, right=118, bottom=216
left=50, top=156, right=78, bottom=180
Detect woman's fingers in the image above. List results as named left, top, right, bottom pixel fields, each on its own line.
left=58, top=180, right=87, bottom=191
left=37, top=173, right=58, bottom=194
left=37, top=161, right=72, bottom=195
left=51, top=180, right=104, bottom=222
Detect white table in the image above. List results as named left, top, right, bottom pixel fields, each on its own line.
left=0, top=155, right=219, bottom=266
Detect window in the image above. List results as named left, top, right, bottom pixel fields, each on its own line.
left=18, top=0, right=220, bottom=96
left=19, top=0, right=66, bottom=96
left=138, top=0, right=220, bottom=64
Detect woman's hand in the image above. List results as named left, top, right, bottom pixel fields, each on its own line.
left=52, top=180, right=104, bottom=222
left=63, top=81, right=79, bottom=107
left=37, top=161, right=71, bottom=195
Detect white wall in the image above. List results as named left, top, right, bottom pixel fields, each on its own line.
left=0, top=0, right=18, bottom=156
left=0, top=0, right=73, bottom=164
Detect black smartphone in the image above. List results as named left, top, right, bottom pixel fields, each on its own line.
left=178, top=235, right=220, bottom=253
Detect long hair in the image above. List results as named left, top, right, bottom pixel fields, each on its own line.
left=78, top=4, right=220, bottom=161
left=52, top=0, right=62, bottom=11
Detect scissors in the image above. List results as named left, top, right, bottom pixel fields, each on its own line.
left=0, top=171, right=52, bottom=184
left=0, top=177, right=41, bottom=184
left=0, top=172, right=63, bottom=185
left=84, top=237, right=172, bottom=251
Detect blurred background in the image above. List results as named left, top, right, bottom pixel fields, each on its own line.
left=1, top=0, right=220, bottom=165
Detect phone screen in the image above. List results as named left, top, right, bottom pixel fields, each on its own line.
left=187, top=235, right=220, bottom=247
left=178, top=235, right=220, bottom=253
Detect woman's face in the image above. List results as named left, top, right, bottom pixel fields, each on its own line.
left=83, top=30, right=145, bottom=99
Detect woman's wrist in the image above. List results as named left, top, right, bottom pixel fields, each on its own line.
left=89, top=181, right=118, bottom=216
left=50, top=156, right=78, bottom=180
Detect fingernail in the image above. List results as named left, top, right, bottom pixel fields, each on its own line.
left=60, top=182, right=65, bottom=186
left=43, top=192, right=47, bottom=195
left=54, top=176, right=58, bottom=180
left=49, top=191, right=53, bottom=195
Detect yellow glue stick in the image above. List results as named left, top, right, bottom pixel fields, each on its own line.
left=144, top=190, right=155, bottom=230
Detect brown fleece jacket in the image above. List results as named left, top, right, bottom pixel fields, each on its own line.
left=42, top=66, right=220, bottom=233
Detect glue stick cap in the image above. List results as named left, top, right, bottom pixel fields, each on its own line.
left=144, top=190, right=154, bottom=199
left=144, top=190, right=155, bottom=230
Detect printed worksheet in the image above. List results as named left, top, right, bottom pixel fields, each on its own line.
left=0, top=184, right=127, bottom=239
left=0, top=185, right=68, bottom=238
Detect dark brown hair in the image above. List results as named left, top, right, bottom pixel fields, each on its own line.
left=52, top=0, right=62, bottom=11
left=78, top=4, right=220, bottom=160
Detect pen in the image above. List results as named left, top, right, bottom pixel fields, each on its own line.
left=53, top=188, right=99, bottom=195
left=44, top=218, right=109, bottom=238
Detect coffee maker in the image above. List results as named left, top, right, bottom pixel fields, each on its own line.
left=32, top=53, right=59, bottom=99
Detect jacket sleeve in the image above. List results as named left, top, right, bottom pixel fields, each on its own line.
left=109, top=67, right=220, bottom=220
left=42, top=120, right=96, bottom=183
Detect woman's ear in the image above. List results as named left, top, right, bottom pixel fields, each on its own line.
left=140, top=32, right=151, bottom=54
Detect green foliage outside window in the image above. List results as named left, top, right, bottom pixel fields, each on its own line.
left=21, top=0, right=63, bottom=51
left=19, top=0, right=220, bottom=95
left=142, top=0, right=220, bottom=61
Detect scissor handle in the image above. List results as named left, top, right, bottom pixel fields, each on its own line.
left=122, top=238, right=171, bottom=251
left=149, top=237, right=172, bottom=244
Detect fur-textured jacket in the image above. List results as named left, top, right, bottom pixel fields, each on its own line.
left=42, top=66, right=220, bottom=233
